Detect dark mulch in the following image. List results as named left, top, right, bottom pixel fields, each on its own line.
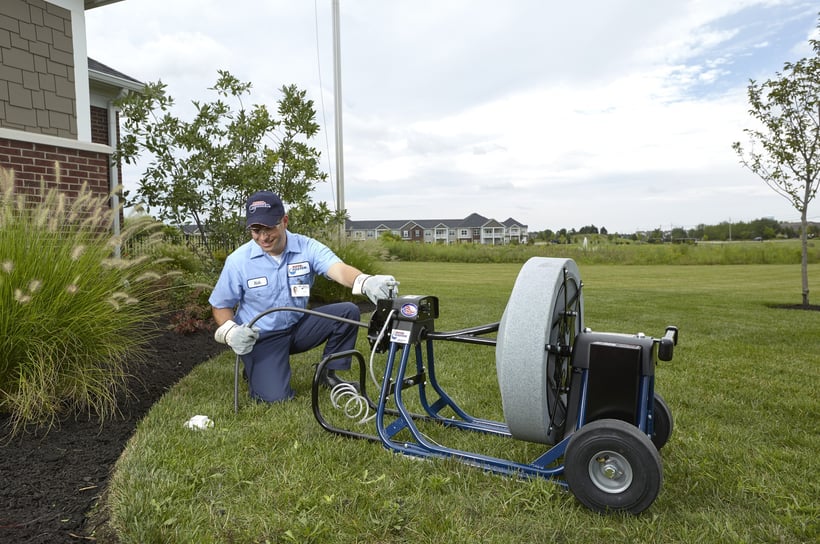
left=0, top=323, right=226, bottom=544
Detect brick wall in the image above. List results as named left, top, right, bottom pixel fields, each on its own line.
left=89, top=105, right=124, bottom=191
left=89, top=105, right=108, bottom=145
left=0, top=136, right=108, bottom=198
left=0, top=0, right=77, bottom=139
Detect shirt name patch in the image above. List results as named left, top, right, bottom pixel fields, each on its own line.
left=247, top=276, right=268, bottom=289
left=288, top=262, right=310, bottom=277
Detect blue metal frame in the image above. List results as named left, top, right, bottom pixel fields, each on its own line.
left=370, top=336, right=574, bottom=481
left=307, top=302, right=677, bottom=490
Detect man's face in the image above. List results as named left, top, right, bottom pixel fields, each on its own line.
left=249, top=215, right=288, bottom=255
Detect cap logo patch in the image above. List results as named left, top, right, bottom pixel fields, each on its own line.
left=248, top=200, right=271, bottom=213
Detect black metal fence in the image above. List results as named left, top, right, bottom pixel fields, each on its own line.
left=123, top=232, right=238, bottom=257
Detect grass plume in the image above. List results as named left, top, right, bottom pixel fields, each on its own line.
left=0, top=167, right=172, bottom=435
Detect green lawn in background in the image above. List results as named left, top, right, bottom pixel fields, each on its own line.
left=102, top=262, right=819, bottom=544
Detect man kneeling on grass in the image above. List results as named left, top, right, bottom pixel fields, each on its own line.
left=209, top=191, right=396, bottom=402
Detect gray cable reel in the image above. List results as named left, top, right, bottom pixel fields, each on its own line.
left=496, top=257, right=584, bottom=444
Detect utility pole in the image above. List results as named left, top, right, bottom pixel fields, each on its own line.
left=332, top=0, right=345, bottom=241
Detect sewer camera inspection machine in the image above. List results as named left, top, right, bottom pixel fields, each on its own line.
left=240, top=257, right=679, bottom=514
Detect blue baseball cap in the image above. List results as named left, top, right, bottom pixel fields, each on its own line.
left=246, top=191, right=285, bottom=227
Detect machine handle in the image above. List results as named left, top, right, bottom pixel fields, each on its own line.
left=657, top=326, right=678, bottom=362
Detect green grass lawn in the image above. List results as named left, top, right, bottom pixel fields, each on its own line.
left=102, top=262, right=819, bottom=543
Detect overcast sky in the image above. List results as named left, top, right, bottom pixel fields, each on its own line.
left=86, top=1, right=819, bottom=233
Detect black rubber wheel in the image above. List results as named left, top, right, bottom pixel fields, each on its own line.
left=565, top=419, right=663, bottom=514
left=651, top=393, right=673, bottom=450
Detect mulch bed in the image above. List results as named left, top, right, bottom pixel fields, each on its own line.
left=0, top=323, right=226, bottom=543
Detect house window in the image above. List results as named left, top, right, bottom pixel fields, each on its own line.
left=460, top=229, right=468, bottom=237
left=403, top=230, right=409, bottom=238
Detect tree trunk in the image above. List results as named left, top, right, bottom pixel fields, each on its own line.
left=800, top=207, right=810, bottom=306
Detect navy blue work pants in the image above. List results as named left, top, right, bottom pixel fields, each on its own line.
left=240, top=302, right=360, bottom=402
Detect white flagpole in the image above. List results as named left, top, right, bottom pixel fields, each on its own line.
left=332, top=0, right=345, bottom=236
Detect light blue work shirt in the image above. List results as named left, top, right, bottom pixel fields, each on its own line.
left=208, top=231, right=342, bottom=332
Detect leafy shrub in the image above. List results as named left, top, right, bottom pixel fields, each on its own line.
left=148, top=242, right=216, bottom=332
left=165, top=271, right=217, bottom=333
left=0, top=168, right=175, bottom=435
left=312, top=241, right=385, bottom=304
left=123, top=216, right=219, bottom=334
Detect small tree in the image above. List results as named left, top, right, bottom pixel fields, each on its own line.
left=115, top=71, right=344, bottom=260
left=733, top=16, right=820, bottom=306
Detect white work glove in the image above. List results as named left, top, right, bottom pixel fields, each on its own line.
left=214, top=320, right=260, bottom=355
left=352, top=274, right=398, bottom=304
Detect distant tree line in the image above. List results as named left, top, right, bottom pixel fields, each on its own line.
left=530, top=217, right=818, bottom=244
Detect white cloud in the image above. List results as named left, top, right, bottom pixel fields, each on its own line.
left=86, top=0, right=817, bottom=232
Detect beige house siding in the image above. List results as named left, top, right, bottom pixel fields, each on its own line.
left=0, top=0, right=138, bottom=240
left=0, top=0, right=77, bottom=139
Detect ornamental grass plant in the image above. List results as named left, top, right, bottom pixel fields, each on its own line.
left=0, top=167, right=173, bottom=436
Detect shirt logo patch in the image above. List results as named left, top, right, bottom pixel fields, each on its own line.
left=288, top=262, right=310, bottom=277
left=247, top=276, right=268, bottom=288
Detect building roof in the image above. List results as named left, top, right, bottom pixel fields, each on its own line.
left=88, top=57, right=144, bottom=92
left=84, top=0, right=125, bottom=10
left=502, top=217, right=526, bottom=227
left=344, top=219, right=407, bottom=230
left=458, top=213, right=491, bottom=228
left=346, top=213, right=528, bottom=230
left=482, top=218, right=506, bottom=228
